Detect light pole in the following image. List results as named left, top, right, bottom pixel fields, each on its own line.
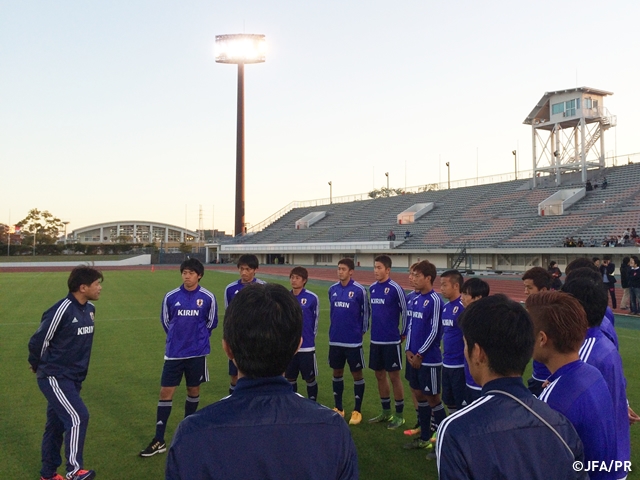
left=62, top=221, right=69, bottom=246
left=328, top=181, right=333, bottom=204
left=385, top=172, right=389, bottom=195
left=512, top=150, right=517, bottom=180
left=215, top=33, right=266, bottom=237
left=446, top=162, right=451, bottom=189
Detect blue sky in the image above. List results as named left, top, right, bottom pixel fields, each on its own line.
left=1, top=1, right=639, bottom=235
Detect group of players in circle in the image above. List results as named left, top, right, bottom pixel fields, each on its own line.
left=29, top=253, right=635, bottom=479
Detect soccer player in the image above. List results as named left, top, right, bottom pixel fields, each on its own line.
left=459, top=278, right=489, bottom=405
left=328, top=258, right=369, bottom=425
left=439, top=270, right=465, bottom=415
left=562, top=278, right=630, bottom=479
left=436, top=295, right=586, bottom=480
left=367, top=255, right=407, bottom=429
left=140, top=258, right=218, bottom=457
left=521, top=266, right=553, bottom=396
left=28, top=266, right=103, bottom=480
left=403, top=263, right=423, bottom=437
left=285, top=266, right=320, bottom=401
left=224, top=254, right=265, bottom=394
left=528, top=291, right=617, bottom=480
left=403, top=260, right=445, bottom=450
left=166, top=283, right=359, bottom=479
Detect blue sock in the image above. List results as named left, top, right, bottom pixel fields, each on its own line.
left=307, top=380, right=318, bottom=402
left=418, top=402, right=432, bottom=441
left=354, top=379, right=365, bottom=412
left=395, top=399, right=405, bottom=415
left=432, top=402, right=447, bottom=430
left=155, top=400, right=172, bottom=442
left=184, top=395, right=199, bottom=417
left=333, top=377, right=344, bottom=411
left=381, top=397, right=391, bottom=411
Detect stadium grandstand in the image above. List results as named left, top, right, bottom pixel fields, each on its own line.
left=217, top=161, right=640, bottom=272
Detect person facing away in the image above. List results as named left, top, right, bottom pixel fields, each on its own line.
left=166, top=283, right=359, bottom=480
left=140, top=258, right=218, bottom=458
left=28, top=266, right=104, bottom=480
left=436, top=295, right=586, bottom=480
left=528, top=291, right=617, bottom=480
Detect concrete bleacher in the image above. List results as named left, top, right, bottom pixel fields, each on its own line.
left=237, top=163, right=640, bottom=250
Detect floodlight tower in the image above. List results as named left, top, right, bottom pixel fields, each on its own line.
left=523, top=87, right=616, bottom=187
left=215, top=34, right=266, bottom=236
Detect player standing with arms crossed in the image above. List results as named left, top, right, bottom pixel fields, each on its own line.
left=328, top=258, right=369, bottom=425
left=140, top=258, right=218, bottom=457
left=285, top=266, right=320, bottom=401
left=367, top=255, right=407, bottom=429
left=224, top=254, right=265, bottom=394
left=28, top=266, right=103, bottom=480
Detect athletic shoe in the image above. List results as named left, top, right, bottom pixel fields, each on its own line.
left=403, top=438, right=431, bottom=450
left=332, top=408, right=345, bottom=418
left=387, top=415, right=405, bottom=429
left=368, top=411, right=392, bottom=423
left=66, top=470, right=96, bottom=480
left=139, top=438, right=167, bottom=457
left=403, top=425, right=421, bottom=436
left=349, top=411, right=362, bottom=425
left=41, top=474, right=65, bottom=480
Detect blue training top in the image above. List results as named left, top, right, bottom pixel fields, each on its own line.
left=405, top=289, right=443, bottom=365
left=293, top=288, right=320, bottom=351
left=441, top=297, right=465, bottom=368
left=328, top=279, right=369, bottom=347
left=369, top=278, right=407, bottom=344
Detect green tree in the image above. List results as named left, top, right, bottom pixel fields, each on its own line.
left=16, top=209, right=64, bottom=245
left=179, top=242, right=192, bottom=254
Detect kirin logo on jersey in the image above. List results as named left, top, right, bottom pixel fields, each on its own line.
left=384, top=287, right=390, bottom=295
left=453, top=306, right=459, bottom=314
left=348, top=291, right=354, bottom=298
left=301, top=298, right=307, bottom=305
left=423, top=299, right=430, bottom=307
left=89, top=312, right=94, bottom=322
left=197, top=299, right=204, bottom=307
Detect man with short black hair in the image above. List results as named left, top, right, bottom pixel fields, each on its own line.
left=367, top=255, right=407, bottom=429
left=328, top=258, right=369, bottom=425
left=286, top=266, right=320, bottom=401
left=436, top=295, right=586, bottom=480
left=140, top=258, right=218, bottom=458
left=29, top=266, right=104, bottom=480
left=224, top=254, right=265, bottom=394
left=166, top=284, right=359, bottom=479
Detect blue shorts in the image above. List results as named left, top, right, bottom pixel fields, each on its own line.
left=161, top=357, right=208, bottom=387
left=228, top=359, right=238, bottom=377
left=285, top=351, right=318, bottom=381
left=405, top=364, right=442, bottom=395
left=328, top=345, right=365, bottom=372
left=442, top=366, right=466, bottom=409
left=465, top=386, right=482, bottom=406
left=368, top=343, right=403, bottom=372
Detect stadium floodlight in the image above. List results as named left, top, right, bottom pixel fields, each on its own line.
left=328, top=181, right=332, bottom=204
left=215, top=33, right=266, bottom=236
left=512, top=150, right=518, bottom=180
left=445, top=162, right=450, bottom=190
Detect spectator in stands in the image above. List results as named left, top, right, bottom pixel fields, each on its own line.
left=592, top=257, right=601, bottom=269
left=622, top=228, right=630, bottom=243
left=600, top=255, right=617, bottom=309
left=589, top=237, right=596, bottom=247
left=577, top=238, right=584, bottom=248
left=387, top=230, right=396, bottom=241
left=631, top=228, right=638, bottom=240
left=404, top=230, right=411, bottom=239
left=620, top=257, right=631, bottom=311
left=585, top=180, right=593, bottom=191
left=548, top=261, right=562, bottom=290
left=601, top=177, right=608, bottom=189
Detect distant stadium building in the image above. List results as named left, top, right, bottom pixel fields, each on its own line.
left=71, top=221, right=198, bottom=246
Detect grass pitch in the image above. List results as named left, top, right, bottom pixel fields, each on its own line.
left=2, top=269, right=639, bottom=479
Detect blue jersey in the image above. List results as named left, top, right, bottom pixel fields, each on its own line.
left=405, top=290, right=443, bottom=365
left=531, top=360, right=551, bottom=382
left=166, top=376, right=359, bottom=480
left=580, top=327, right=630, bottom=478
left=437, top=377, right=586, bottom=480
left=441, top=297, right=464, bottom=368
left=328, top=279, right=369, bottom=347
left=600, top=309, right=618, bottom=350
left=224, top=278, right=266, bottom=308
left=293, top=288, right=320, bottom=351
left=539, top=360, right=617, bottom=480
left=369, top=278, right=407, bottom=344
left=28, top=293, right=96, bottom=382
left=162, top=284, right=218, bottom=360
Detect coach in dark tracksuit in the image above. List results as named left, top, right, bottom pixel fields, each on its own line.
left=601, top=256, right=617, bottom=309
left=28, top=267, right=103, bottom=480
